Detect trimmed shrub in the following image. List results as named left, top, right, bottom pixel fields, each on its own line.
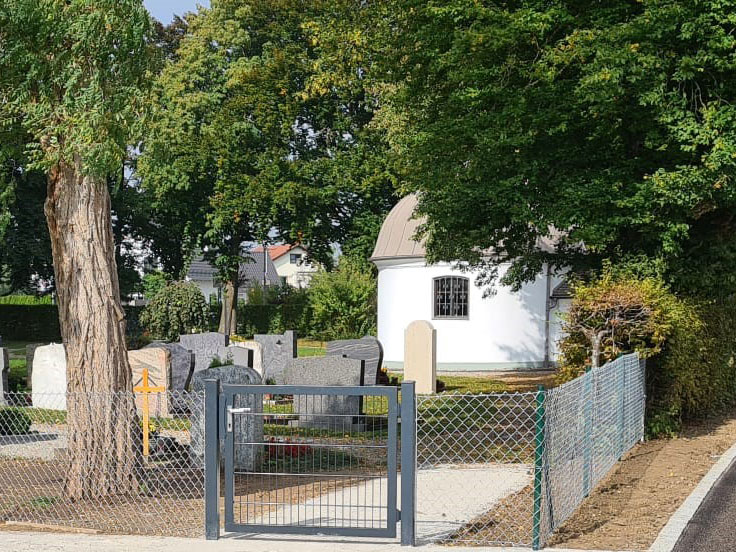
left=0, top=407, right=32, bottom=435
left=139, top=281, right=209, bottom=342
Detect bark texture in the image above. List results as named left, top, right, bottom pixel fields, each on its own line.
left=218, top=280, right=238, bottom=336
left=45, top=156, right=138, bottom=500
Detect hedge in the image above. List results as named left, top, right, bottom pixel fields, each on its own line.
left=0, top=305, right=144, bottom=343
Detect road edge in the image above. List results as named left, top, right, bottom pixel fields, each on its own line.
left=648, top=437, right=736, bottom=552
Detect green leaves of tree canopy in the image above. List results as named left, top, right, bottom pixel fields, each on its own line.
left=137, top=0, right=397, bottom=281
left=139, top=281, right=209, bottom=342
left=372, top=0, right=736, bottom=297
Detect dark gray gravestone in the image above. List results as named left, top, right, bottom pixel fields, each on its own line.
left=178, top=332, right=229, bottom=374
left=0, top=348, right=8, bottom=405
left=283, top=357, right=364, bottom=430
left=254, top=330, right=297, bottom=384
left=25, top=343, right=44, bottom=391
left=190, top=365, right=263, bottom=471
left=144, top=342, right=195, bottom=391
left=326, top=336, right=384, bottom=386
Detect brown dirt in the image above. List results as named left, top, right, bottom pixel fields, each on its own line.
left=548, top=409, right=736, bottom=550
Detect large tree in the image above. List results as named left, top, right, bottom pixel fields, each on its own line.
left=370, top=0, right=736, bottom=297
left=138, top=0, right=397, bottom=332
left=0, top=0, right=153, bottom=498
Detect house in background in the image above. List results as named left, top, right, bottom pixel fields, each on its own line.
left=371, top=194, right=572, bottom=373
left=251, top=244, right=319, bottom=288
left=186, top=252, right=281, bottom=303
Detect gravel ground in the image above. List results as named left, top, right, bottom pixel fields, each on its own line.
left=0, top=424, right=68, bottom=461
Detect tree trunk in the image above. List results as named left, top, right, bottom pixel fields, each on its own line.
left=218, top=280, right=238, bottom=336
left=590, top=330, right=606, bottom=369
left=45, top=156, right=138, bottom=500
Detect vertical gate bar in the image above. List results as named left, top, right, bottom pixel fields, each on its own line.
left=583, top=367, right=592, bottom=497
left=400, top=381, right=416, bottom=546
left=204, top=379, right=220, bottom=540
left=532, top=384, right=546, bottom=550
left=224, top=390, right=235, bottom=528
left=386, top=388, right=399, bottom=536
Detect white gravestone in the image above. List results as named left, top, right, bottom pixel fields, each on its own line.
left=229, top=340, right=264, bottom=376
left=32, top=343, right=67, bottom=410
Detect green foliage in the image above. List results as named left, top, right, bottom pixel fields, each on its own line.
left=0, top=407, right=32, bottom=436
left=141, top=271, right=171, bottom=301
left=647, top=300, right=736, bottom=437
left=139, top=281, right=208, bottom=342
left=368, top=0, right=736, bottom=297
left=557, top=269, right=689, bottom=380
left=307, top=258, right=376, bottom=340
left=0, top=295, right=52, bottom=305
left=0, top=0, right=154, bottom=175
left=208, top=355, right=234, bottom=369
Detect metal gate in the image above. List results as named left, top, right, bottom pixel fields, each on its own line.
left=204, top=381, right=416, bottom=544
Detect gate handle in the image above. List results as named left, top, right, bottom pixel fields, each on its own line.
left=227, top=407, right=251, bottom=432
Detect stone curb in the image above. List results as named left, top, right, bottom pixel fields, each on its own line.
left=648, top=437, right=736, bottom=552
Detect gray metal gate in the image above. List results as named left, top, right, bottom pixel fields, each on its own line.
left=204, top=380, right=416, bottom=544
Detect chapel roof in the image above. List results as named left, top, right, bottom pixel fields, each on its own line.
left=370, top=194, right=427, bottom=261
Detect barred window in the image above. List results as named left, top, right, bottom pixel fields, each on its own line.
left=433, top=276, right=469, bottom=319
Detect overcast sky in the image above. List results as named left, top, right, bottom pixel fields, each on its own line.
left=143, top=0, right=209, bottom=23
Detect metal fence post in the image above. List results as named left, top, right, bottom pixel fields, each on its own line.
left=583, top=367, right=593, bottom=497
left=204, top=379, right=220, bottom=540
left=400, top=381, right=416, bottom=547
left=618, top=360, right=626, bottom=460
left=532, top=384, right=546, bottom=551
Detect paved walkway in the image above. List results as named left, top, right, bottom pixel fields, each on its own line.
left=671, top=458, right=736, bottom=552
left=0, top=531, right=616, bottom=552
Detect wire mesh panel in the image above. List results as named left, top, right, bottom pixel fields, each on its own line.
left=540, top=353, right=645, bottom=546
left=0, top=391, right=205, bottom=536
left=221, top=384, right=398, bottom=537
left=415, top=391, right=537, bottom=546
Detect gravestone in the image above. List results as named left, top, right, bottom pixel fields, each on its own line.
left=283, top=356, right=364, bottom=430
left=254, top=330, right=297, bottom=384
left=0, top=348, right=8, bottom=405
left=404, top=320, right=437, bottom=394
left=178, top=332, right=229, bottom=374
left=214, top=345, right=253, bottom=371
left=129, top=348, right=172, bottom=417
left=326, top=336, right=384, bottom=386
left=144, top=342, right=195, bottom=391
left=190, top=365, right=263, bottom=471
left=32, top=344, right=67, bottom=410
left=25, top=343, right=44, bottom=391
left=230, top=340, right=264, bottom=376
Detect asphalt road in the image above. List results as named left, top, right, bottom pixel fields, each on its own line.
left=672, top=458, right=736, bottom=552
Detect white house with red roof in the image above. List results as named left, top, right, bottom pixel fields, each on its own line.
left=251, top=244, right=319, bottom=288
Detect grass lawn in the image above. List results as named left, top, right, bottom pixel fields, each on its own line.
left=297, top=339, right=326, bottom=357
left=387, top=371, right=557, bottom=394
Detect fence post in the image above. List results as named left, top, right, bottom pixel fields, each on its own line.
left=400, top=381, right=417, bottom=547
left=583, top=367, right=593, bottom=497
left=204, top=379, right=220, bottom=540
left=618, top=359, right=626, bottom=460
left=532, top=384, right=546, bottom=551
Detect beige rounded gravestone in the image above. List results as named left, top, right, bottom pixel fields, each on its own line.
left=404, top=320, right=437, bottom=394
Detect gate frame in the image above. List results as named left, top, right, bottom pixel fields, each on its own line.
left=204, top=380, right=416, bottom=544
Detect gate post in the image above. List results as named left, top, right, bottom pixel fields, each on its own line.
left=400, top=381, right=417, bottom=546
left=532, top=384, right=546, bottom=550
left=204, top=378, right=220, bottom=540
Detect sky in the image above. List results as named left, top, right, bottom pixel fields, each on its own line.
left=143, top=0, right=209, bottom=23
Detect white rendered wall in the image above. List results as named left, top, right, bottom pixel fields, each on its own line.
left=376, top=259, right=567, bottom=371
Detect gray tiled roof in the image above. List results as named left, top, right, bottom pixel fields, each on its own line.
left=187, top=253, right=281, bottom=287
left=551, top=280, right=572, bottom=299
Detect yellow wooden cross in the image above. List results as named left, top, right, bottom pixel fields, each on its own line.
left=133, top=368, right=165, bottom=457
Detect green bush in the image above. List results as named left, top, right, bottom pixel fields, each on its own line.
left=0, top=407, right=32, bottom=435
left=139, top=281, right=209, bottom=342
left=307, top=258, right=376, bottom=340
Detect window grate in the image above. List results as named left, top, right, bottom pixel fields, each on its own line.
left=433, top=276, right=469, bottom=319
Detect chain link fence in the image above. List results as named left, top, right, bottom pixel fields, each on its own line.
left=0, top=391, right=205, bottom=536
left=414, top=353, right=645, bottom=548
left=0, top=354, right=644, bottom=546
